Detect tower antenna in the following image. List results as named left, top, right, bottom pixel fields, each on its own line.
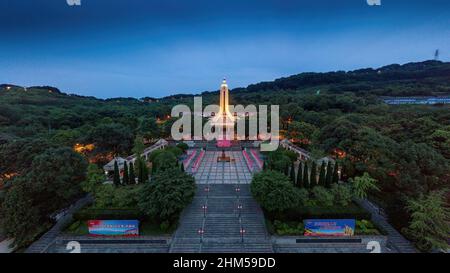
left=434, top=49, right=440, bottom=61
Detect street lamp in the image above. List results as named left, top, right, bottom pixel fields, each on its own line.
left=237, top=204, right=243, bottom=218
left=202, top=205, right=208, bottom=218
left=240, top=228, right=246, bottom=243
left=198, top=228, right=204, bottom=243
left=204, top=186, right=210, bottom=199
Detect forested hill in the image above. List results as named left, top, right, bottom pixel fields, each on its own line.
left=1, top=60, right=450, bottom=102
left=240, top=60, right=450, bottom=96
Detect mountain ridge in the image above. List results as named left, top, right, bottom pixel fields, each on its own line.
left=1, top=60, right=450, bottom=101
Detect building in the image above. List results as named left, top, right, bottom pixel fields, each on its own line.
left=103, top=139, right=168, bottom=175
left=382, top=96, right=450, bottom=105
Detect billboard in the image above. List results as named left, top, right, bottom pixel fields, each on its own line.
left=87, top=220, right=139, bottom=236
left=304, top=219, right=355, bottom=237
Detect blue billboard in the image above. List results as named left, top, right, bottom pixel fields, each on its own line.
left=88, top=220, right=139, bottom=236
left=304, top=219, right=355, bottom=236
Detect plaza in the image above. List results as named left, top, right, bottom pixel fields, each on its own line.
left=191, top=151, right=253, bottom=185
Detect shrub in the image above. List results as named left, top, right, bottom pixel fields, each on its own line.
left=356, top=219, right=380, bottom=235
left=273, top=220, right=304, bottom=236
left=176, top=143, right=189, bottom=153
left=311, top=186, right=334, bottom=207
left=73, top=208, right=144, bottom=221
left=138, top=168, right=196, bottom=224
left=264, top=148, right=294, bottom=173
left=93, top=184, right=143, bottom=209
left=331, top=184, right=352, bottom=207
left=165, top=146, right=183, bottom=158
left=296, top=188, right=310, bottom=207
left=152, top=151, right=178, bottom=172
left=277, top=204, right=372, bottom=221
left=251, top=170, right=300, bottom=213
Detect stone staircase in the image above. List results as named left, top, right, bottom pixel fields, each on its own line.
left=169, top=184, right=273, bottom=253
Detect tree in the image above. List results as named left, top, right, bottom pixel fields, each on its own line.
left=152, top=151, right=178, bottom=173
left=310, top=162, right=317, bottom=188
left=87, top=123, right=133, bottom=154
left=332, top=162, right=340, bottom=184
left=81, top=164, right=104, bottom=194
left=404, top=191, right=450, bottom=252
left=177, top=142, right=189, bottom=153
left=331, top=184, right=352, bottom=207
left=303, top=162, right=310, bottom=189
left=123, top=161, right=129, bottom=186
left=136, top=158, right=149, bottom=184
left=250, top=170, right=300, bottom=213
left=350, top=172, right=379, bottom=199
left=138, top=117, right=159, bottom=141
left=289, top=162, right=296, bottom=185
left=138, top=168, right=196, bottom=224
left=132, top=135, right=145, bottom=156
left=113, top=160, right=121, bottom=187
left=2, top=180, right=41, bottom=248
left=296, top=162, right=303, bottom=188
left=129, top=162, right=136, bottom=185
left=180, top=162, right=185, bottom=172
left=325, top=162, right=333, bottom=188
left=2, top=147, right=88, bottom=248
left=318, top=162, right=326, bottom=187
left=311, top=186, right=334, bottom=207
left=284, top=163, right=289, bottom=176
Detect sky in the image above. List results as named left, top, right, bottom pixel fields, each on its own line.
left=0, top=0, right=449, bottom=98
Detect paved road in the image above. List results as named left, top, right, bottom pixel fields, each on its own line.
left=0, top=239, right=14, bottom=253
left=26, top=195, right=93, bottom=253
left=355, top=199, right=417, bottom=253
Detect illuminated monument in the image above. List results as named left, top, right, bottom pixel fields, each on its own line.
left=211, top=79, right=236, bottom=149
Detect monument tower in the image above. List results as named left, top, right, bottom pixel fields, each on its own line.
left=211, top=79, right=236, bottom=148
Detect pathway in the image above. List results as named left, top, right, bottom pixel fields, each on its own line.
left=355, top=199, right=417, bottom=253
left=170, top=151, right=272, bottom=253
left=26, top=195, right=93, bottom=253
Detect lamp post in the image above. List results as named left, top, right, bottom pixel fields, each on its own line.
left=240, top=228, right=246, bottom=243
left=202, top=205, right=208, bottom=218
left=237, top=204, right=243, bottom=218
left=198, top=228, right=204, bottom=243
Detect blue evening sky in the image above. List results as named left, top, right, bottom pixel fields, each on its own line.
left=0, top=0, right=449, bottom=98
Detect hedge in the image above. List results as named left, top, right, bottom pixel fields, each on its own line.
left=266, top=203, right=372, bottom=221
left=73, top=208, right=145, bottom=221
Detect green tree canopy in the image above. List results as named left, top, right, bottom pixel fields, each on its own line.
left=250, top=170, right=301, bottom=213
left=138, top=168, right=196, bottom=224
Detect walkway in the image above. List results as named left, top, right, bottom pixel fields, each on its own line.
left=191, top=151, right=252, bottom=184
left=171, top=151, right=272, bottom=253
left=355, top=199, right=417, bottom=253
left=0, top=239, right=14, bottom=253
left=26, top=195, right=93, bottom=253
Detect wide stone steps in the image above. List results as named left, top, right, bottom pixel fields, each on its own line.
left=170, top=183, right=272, bottom=253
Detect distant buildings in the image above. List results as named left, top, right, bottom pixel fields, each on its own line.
left=382, top=96, right=450, bottom=105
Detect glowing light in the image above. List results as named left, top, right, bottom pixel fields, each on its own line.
left=73, top=143, right=95, bottom=154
